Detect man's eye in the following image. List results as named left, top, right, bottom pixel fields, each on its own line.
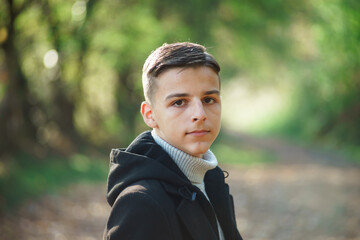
left=203, top=97, right=215, bottom=104
left=173, top=100, right=186, bottom=107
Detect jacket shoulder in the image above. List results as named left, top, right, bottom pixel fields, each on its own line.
left=118, top=179, right=169, bottom=202
left=104, top=179, right=180, bottom=240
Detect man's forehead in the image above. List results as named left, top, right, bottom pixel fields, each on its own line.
left=150, top=66, right=220, bottom=103
left=158, top=65, right=218, bottom=76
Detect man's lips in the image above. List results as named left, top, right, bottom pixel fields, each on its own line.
left=186, top=130, right=210, bottom=137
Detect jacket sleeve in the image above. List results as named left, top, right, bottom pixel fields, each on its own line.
left=104, top=187, right=173, bottom=240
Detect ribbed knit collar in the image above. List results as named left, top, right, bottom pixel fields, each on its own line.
left=151, top=130, right=218, bottom=184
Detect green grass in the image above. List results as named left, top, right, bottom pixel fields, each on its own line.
left=212, top=142, right=277, bottom=165
left=0, top=153, right=108, bottom=213
left=343, top=146, right=360, bottom=164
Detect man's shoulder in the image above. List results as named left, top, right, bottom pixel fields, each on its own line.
left=106, top=179, right=178, bottom=240
left=115, top=179, right=177, bottom=213
left=117, top=179, right=171, bottom=202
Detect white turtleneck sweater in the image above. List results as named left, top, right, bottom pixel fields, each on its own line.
left=151, top=130, right=225, bottom=240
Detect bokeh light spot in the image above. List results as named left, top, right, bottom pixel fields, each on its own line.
left=72, top=0, right=87, bottom=21
left=43, top=49, right=59, bottom=69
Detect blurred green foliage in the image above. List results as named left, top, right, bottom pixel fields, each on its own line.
left=0, top=0, right=359, bottom=155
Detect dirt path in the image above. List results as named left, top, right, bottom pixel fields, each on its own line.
left=226, top=164, right=359, bottom=240
left=0, top=183, right=108, bottom=240
left=224, top=132, right=360, bottom=240
left=1, top=134, right=359, bottom=240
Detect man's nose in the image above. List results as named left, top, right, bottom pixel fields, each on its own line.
left=192, top=100, right=207, bottom=122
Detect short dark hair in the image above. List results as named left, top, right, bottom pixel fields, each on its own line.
left=142, top=42, right=220, bottom=102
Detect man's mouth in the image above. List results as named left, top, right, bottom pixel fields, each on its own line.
left=187, top=130, right=210, bottom=137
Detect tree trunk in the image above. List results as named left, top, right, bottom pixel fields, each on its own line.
left=0, top=1, right=41, bottom=156
left=116, top=69, right=142, bottom=143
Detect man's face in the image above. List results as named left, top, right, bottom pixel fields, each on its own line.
left=143, top=66, right=221, bottom=157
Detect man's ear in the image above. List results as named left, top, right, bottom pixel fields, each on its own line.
left=140, top=101, right=158, bottom=128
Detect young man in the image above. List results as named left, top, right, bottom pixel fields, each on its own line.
left=103, top=42, right=243, bottom=240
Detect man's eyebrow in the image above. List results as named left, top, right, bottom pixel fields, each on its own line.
left=165, top=90, right=220, bottom=101
left=204, top=90, right=220, bottom=95
left=165, top=93, right=190, bottom=101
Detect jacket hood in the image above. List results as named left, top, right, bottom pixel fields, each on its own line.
left=106, top=131, right=191, bottom=206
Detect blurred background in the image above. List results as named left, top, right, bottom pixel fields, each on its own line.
left=0, top=0, right=359, bottom=239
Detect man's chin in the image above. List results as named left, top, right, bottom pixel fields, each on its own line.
left=186, top=145, right=210, bottom=158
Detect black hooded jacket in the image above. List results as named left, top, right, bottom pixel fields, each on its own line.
left=103, top=131, right=243, bottom=240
